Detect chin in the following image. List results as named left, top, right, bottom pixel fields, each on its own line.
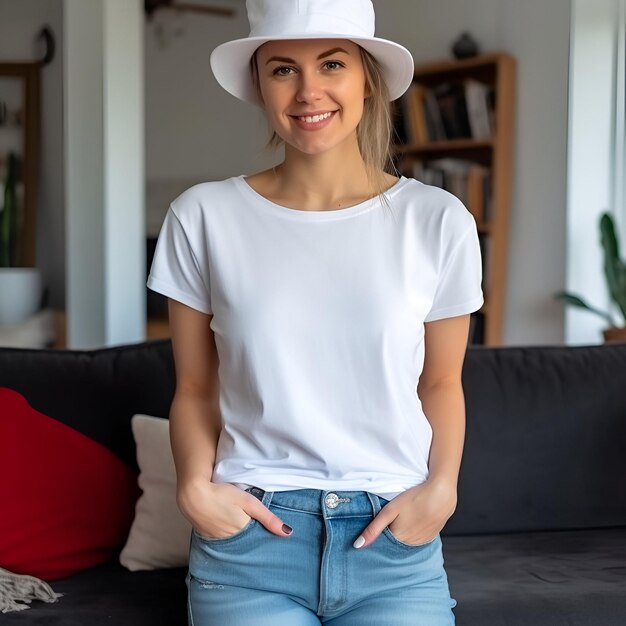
left=277, top=136, right=331, bottom=155
left=295, top=143, right=334, bottom=155
left=288, top=134, right=356, bottom=157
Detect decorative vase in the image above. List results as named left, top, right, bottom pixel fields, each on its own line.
left=602, top=326, right=626, bottom=343
left=0, top=267, right=43, bottom=325
left=452, top=32, right=480, bottom=59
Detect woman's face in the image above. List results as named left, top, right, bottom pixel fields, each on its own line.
left=255, top=38, right=369, bottom=156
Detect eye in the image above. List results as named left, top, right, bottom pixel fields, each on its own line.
left=324, top=60, right=344, bottom=71
left=272, top=66, right=294, bottom=76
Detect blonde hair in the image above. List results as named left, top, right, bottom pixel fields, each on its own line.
left=249, top=46, right=399, bottom=211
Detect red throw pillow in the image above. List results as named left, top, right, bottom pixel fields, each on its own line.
left=0, top=387, right=141, bottom=581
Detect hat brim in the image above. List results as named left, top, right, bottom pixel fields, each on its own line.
left=210, top=34, right=415, bottom=106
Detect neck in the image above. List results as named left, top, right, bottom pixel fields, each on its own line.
left=276, top=141, right=374, bottom=210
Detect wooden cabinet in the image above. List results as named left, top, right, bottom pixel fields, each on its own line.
left=393, top=52, right=516, bottom=345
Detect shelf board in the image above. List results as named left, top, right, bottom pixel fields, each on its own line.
left=393, top=138, right=494, bottom=154
left=412, top=52, right=515, bottom=87
left=413, top=52, right=511, bottom=75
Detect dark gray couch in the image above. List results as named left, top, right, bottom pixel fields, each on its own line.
left=1, top=339, right=625, bottom=625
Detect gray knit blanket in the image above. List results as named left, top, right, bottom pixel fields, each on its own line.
left=0, top=567, right=63, bottom=613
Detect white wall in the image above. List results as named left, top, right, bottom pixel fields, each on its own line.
left=64, top=0, right=145, bottom=348
left=566, top=0, right=626, bottom=344
left=103, top=0, right=146, bottom=345
left=0, top=0, right=65, bottom=310
left=144, top=0, right=281, bottom=231
left=373, top=0, right=572, bottom=346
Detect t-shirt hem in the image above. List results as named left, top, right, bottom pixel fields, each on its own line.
left=146, top=274, right=212, bottom=315
left=233, top=485, right=403, bottom=501
left=423, top=294, right=484, bottom=322
left=219, top=477, right=426, bottom=502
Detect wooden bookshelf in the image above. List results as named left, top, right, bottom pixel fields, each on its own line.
left=393, top=52, right=516, bottom=345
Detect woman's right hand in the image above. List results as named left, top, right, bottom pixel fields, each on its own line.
left=176, top=480, right=293, bottom=540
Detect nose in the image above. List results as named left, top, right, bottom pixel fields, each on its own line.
left=295, top=69, right=324, bottom=103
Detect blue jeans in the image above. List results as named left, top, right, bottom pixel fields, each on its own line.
left=186, top=487, right=457, bottom=625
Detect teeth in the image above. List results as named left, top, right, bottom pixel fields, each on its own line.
left=299, top=111, right=333, bottom=123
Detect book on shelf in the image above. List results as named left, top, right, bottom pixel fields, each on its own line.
left=466, top=164, right=491, bottom=226
left=464, top=78, right=494, bottom=139
left=400, top=83, right=429, bottom=144
left=422, top=88, right=447, bottom=141
left=482, top=170, right=493, bottom=222
left=432, top=82, right=472, bottom=139
left=398, top=77, right=496, bottom=143
left=478, top=233, right=493, bottom=298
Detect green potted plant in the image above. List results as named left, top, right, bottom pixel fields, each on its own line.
left=0, top=151, right=42, bottom=325
left=555, top=212, right=626, bottom=342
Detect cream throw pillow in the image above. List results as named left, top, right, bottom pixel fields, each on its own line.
left=119, top=414, right=191, bottom=570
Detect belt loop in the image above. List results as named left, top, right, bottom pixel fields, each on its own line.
left=246, top=486, right=265, bottom=502
left=261, top=489, right=274, bottom=508
left=366, top=491, right=381, bottom=516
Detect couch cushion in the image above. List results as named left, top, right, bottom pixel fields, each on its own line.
left=0, top=388, right=141, bottom=581
left=0, top=562, right=188, bottom=625
left=120, top=415, right=192, bottom=570
left=445, top=526, right=626, bottom=625
left=448, top=343, right=626, bottom=535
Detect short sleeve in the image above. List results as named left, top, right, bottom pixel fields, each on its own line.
left=146, top=207, right=212, bottom=314
left=424, top=224, right=484, bottom=322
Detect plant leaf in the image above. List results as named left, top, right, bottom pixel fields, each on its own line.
left=600, top=212, right=626, bottom=324
left=554, top=291, right=615, bottom=324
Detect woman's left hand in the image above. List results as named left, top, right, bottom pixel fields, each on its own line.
left=353, top=479, right=458, bottom=548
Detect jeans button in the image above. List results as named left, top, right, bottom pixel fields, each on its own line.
left=325, top=493, right=340, bottom=508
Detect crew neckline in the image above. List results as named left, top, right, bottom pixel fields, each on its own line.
left=233, top=174, right=409, bottom=221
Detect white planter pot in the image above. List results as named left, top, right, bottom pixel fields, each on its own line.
left=0, top=267, right=43, bottom=325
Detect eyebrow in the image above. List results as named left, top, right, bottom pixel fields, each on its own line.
left=264, top=47, right=350, bottom=65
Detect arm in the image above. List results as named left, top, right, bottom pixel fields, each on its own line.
left=168, top=299, right=221, bottom=488
left=354, top=314, right=470, bottom=548
left=417, top=313, right=469, bottom=490
left=168, top=298, right=292, bottom=539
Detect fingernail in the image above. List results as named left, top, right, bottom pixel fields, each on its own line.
left=282, top=524, right=293, bottom=535
left=353, top=535, right=365, bottom=549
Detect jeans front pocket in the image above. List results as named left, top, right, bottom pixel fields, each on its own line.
left=382, top=526, right=439, bottom=549
left=373, top=492, right=439, bottom=550
left=190, top=486, right=273, bottom=546
left=192, top=515, right=257, bottom=544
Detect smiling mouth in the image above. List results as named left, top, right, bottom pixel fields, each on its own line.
left=291, top=111, right=336, bottom=123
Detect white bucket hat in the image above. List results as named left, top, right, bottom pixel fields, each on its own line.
left=210, top=0, right=415, bottom=106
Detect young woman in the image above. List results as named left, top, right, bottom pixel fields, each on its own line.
left=147, top=1, right=483, bottom=624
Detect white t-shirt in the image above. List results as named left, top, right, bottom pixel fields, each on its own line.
left=147, top=174, right=483, bottom=500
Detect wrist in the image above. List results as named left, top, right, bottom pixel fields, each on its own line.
left=426, top=475, right=458, bottom=493
left=176, top=473, right=214, bottom=498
